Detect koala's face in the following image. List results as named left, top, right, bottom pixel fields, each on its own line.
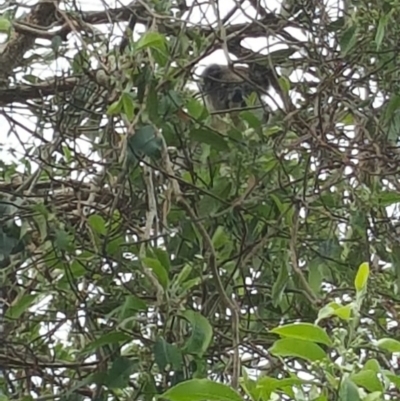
left=200, top=64, right=256, bottom=112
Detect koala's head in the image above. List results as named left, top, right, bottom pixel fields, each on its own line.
left=200, top=64, right=260, bottom=112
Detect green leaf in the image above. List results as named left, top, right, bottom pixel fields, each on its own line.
left=338, top=377, right=360, bottom=401
left=88, top=214, right=107, bottom=235
left=142, top=373, right=158, bottom=401
left=333, top=305, right=353, bottom=320
left=64, top=260, right=87, bottom=279
left=376, top=338, right=400, bottom=353
left=161, top=379, right=243, bottom=401
left=122, top=92, right=136, bottom=121
left=270, top=323, right=332, bottom=346
left=377, top=190, right=400, bottom=206
left=278, top=76, right=291, bottom=92
left=182, top=310, right=213, bottom=357
left=186, top=98, right=206, bottom=119
left=54, top=229, right=73, bottom=251
left=152, top=247, right=171, bottom=273
left=340, top=24, right=358, bottom=55
left=364, top=392, right=383, bottom=401
left=136, top=32, right=167, bottom=51
left=119, top=295, right=148, bottom=317
left=153, top=337, right=183, bottom=371
left=105, top=356, right=137, bottom=389
left=6, top=294, right=39, bottom=319
left=255, top=376, right=303, bottom=399
left=211, top=226, right=229, bottom=249
left=354, top=262, right=369, bottom=292
left=190, top=128, right=229, bottom=151
left=0, top=228, right=21, bottom=260
left=142, top=257, right=169, bottom=289
left=383, top=95, right=400, bottom=123
left=107, top=99, right=123, bottom=115
left=316, top=302, right=352, bottom=323
left=82, top=332, right=131, bottom=353
left=350, top=370, right=383, bottom=393
left=269, top=338, right=327, bottom=362
left=383, top=371, right=400, bottom=389
left=363, top=359, right=381, bottom=373
left=308, top=260, right=323, bottom=294
left=0, top=18, right=11, bottom=32
left=127, top=125, right=162, bottom=162
left=271, top=262, right=288, bottom=307
left=375, top=15, right=387, bottom=50
left=239, top=110, right=262, bottom=129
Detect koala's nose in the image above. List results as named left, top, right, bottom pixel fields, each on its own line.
left=231, top=88, right=243, bottom=103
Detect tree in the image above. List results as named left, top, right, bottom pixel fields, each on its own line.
left=1, top=0, right=400, bottom=400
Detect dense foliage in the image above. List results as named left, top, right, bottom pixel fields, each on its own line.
left=1, top=0, right=400, bottom=400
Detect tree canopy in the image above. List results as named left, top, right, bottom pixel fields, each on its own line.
left=1, top=0, right=400, bottom=400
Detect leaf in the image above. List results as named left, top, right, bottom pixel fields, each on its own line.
left=308, top=260, right=323, bottom=294
left=375, top=15, right=387, bottom=50
left=105, top=356, right=137, bottom=389
left=135, top=32, right=169, bottom=66
left=82, top=332, right=131, bottom=353
left=161, top=379, right=243, bottom=401
left=316, top=302, right=352, bottom=323
left=142, top=257, right=169, bottom=289
left=119, top=295, right=148, bottom=317
left=64, top=260, right=87, bottom=279
left=363, top=359, right=381, bottom=372
left=88, top=215, right=107, bottom=235
left=211, top=226, right=229, bottom=249
left=153, top=337, right=183, bottom=371
left=270, top=323, right=332, bottom=346
left=239, top=110, right=262, bottom=129
left=354, top=262, right=369, bottom=292
left=350, top=370, right=383, bottom=393
left=0, top=228, right=21, bottom=260
left=54, top=229, right=73, bottom=251
left=186, top=98, right=206, bottom=119
left=376, top=338, right=400, bottom=353
left=269, top=338, right=327, bottom=362
left=6, top=294, right=38, bottom=320
left=338, top=377, right=360, bottom=401
left=189, top=128, right=229, bottom=151
left=107, top=99, right=122, bottom=115
left=122, top=92, right=136, bottom=121
left=136, top=32, right=167, bottom=52
left=333, top=305, right=353, bottom=320
left=173, top=264, right=192, bottom=286
left=142, top=373, right=158, bottom=401
left=152, top=247, right=171, bottom=273
left=271, top=262, right=289, bottom=307
left=363, top=393, right=382, bottom=401
left=127, top=125, right=162, bottom=162
left=256, top=376, right=303, bottom=399
left=278, top=76, right=291, bottom=92
left=340, top=24, right=358, bottom=55
left=383, top=371, right=400, bottom=389
left=0, top=18, right=11, bottom=32
left=377, top=190, right=400, bottom=206
left=182, top=310, right=213, bottom=357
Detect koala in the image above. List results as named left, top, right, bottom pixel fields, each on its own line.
left=199, top=63, right=271, bottom=130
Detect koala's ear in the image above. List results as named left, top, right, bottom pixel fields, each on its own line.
left=202, top=64, right=223, bottom=81
left=248, top=63, right=271, bottom=91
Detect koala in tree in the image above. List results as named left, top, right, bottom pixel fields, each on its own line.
left=199, top=63, right=271, bottom=129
